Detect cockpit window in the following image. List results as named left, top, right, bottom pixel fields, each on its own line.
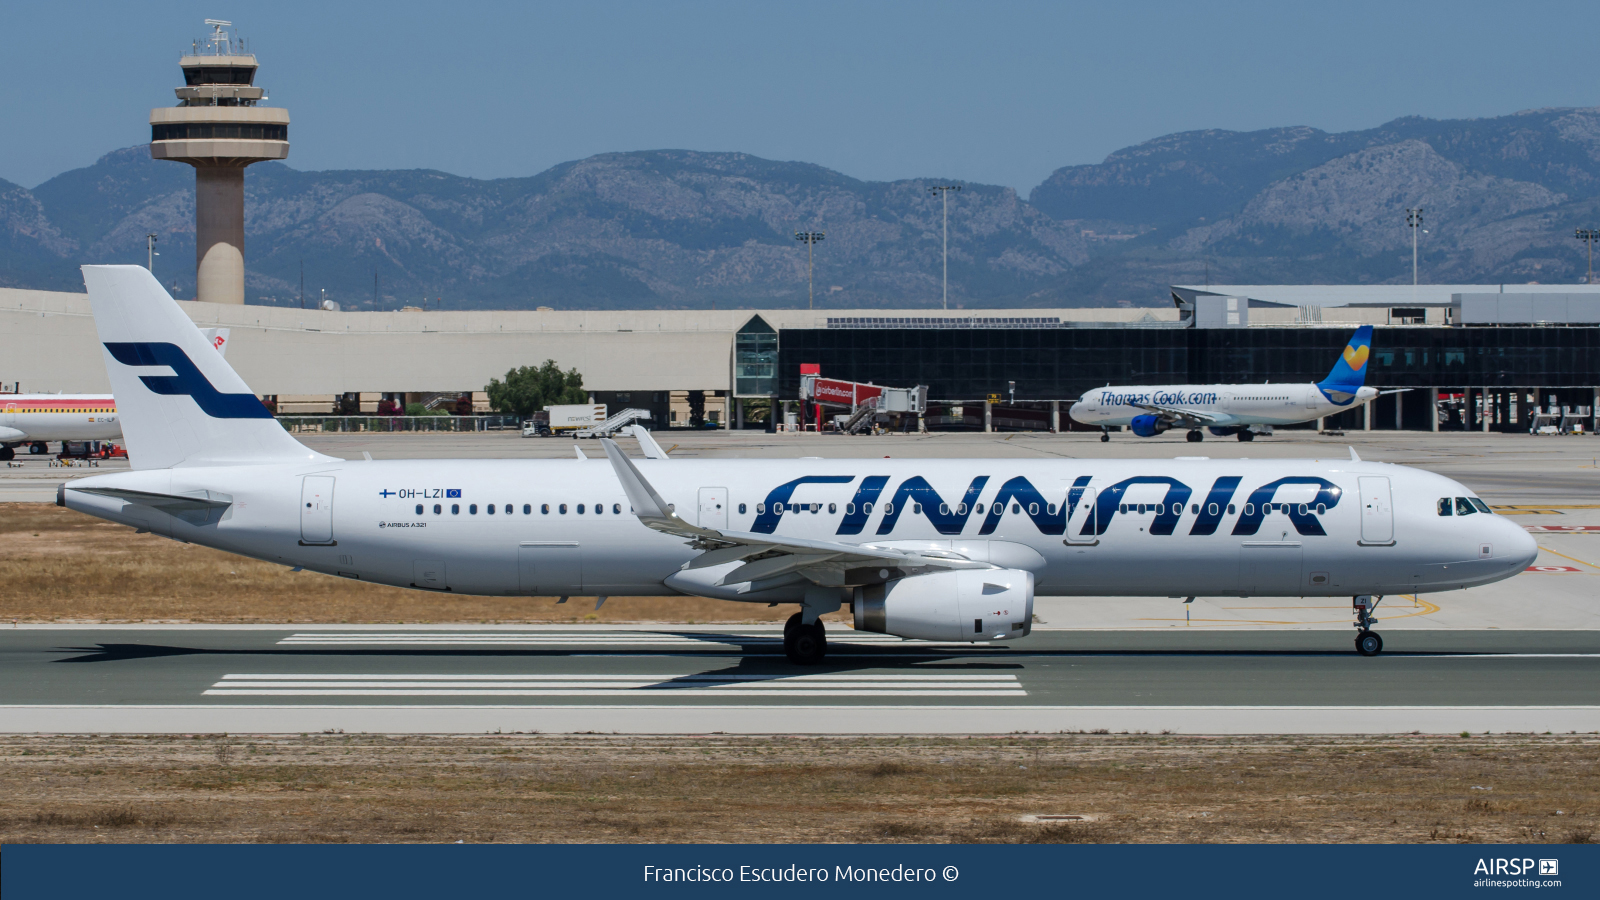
left=1470, top=498, right=1492, bottom=515
left=1455, top=497, right=1477, bottom=516
left=1437, top=498, right=1453, bottom=517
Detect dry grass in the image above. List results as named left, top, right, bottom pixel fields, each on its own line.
left=0, top=734, right=1596, bottom=844
left=0, top=504, right=839, bottom=624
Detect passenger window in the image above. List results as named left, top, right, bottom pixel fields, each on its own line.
left=915, top=504, right=924, bottom=514
left=434, top=504, right=442, bottom=514
left=845, top=503, right=855, bottom=515
left=957, top=503, right=967, bottom=515
left=863, top=502, right=873, bottom=514
left=486, top=504, right=495, bottom=515
left=470, top=504, right=478, bottom=514
left=1207, top=503, right=1218, bottom=516
left=811, top=504, right=820, bottom=514
left=577, top=504, right=585, bottom=514
left=1119, top=504, right=1128, bottom=514
left=828, top=503, right=837, bottom=514
left=1243, top=504, right=1254, bottom=516
left=1317, top=503, right=1327, bottom=514
left=1470, top=498, right=1492, bottom=514
left=756, top=503, right=765, bottom=515
left=1047, top=504, right=1056, bottom=515
left=739, top=503, right=747, bottom=514
left=1298, top=503, right=1308, bottom=516
left=939, top=503, right=949, bottom=515
left=451, top=504, right=460, bottom=515
left=975, top=503, right=985, bottom=514
left=1456, top=497, right=1476, bottom=516
left=1028, top=503, right=1039, bottom=515
left=1227, top=504, right=1235, bottom=515
left=559, top=504, right=567, bottom=514
left=415, top=504, right=423, bottom=515
left=541, top=504, right=549, bottom=514
left=1191, top=504, right=1199, bottom=514
left=504, top=504, right=512, bottom=515
left=613, top=503, right=621, bottom=514
left=1437, top=498, right=1453, bottom=516
left=1012, top=503, right=1021, bottom=515
left=883, top=502, right=894, bottom=515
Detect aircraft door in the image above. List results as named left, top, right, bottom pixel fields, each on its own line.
left=698, top=487, right=728, bottom=530
left=1064, top=488, right=1098, bottom=545
left=2, top=403, right=14, bottom=426
left=518, top=541, right=582, bottom=594
left=1304, top=384, right=1318, bottom=409
left=299, top=475, right=335, bottom=545
left=1358, top=476, right=1394, bottom=544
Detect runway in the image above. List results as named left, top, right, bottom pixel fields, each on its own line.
left=2, top=625, right=1596, bottom=734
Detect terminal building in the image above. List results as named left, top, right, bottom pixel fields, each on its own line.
left=5, top=282, right=1600, bottom=434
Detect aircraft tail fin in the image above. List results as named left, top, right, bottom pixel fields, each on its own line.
left=82, top=265, right=330, bottom=470
left=1318, top=325, right=1373, bottom=395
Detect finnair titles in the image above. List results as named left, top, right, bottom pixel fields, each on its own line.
left=60, top=267, right=1534, bottom=664
left=1069, top=326, right=1385, bottom=442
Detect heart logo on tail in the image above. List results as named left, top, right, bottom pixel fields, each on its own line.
left=1343, top=345, right=1369, bottom=369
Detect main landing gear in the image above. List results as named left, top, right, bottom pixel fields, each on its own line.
left=1353, top=595, right=1383, bottom=656
left=784, top=612, right=828, bottom=665
left=1186, top=429, right=1203, bottom=442
left=0, top=445, right=12, bottom=461
left=1236, top=430, right=1255, bottom=442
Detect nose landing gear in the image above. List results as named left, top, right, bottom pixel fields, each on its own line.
left=1353, top=595, right=1383, bottom=656
left=1100, top=427, right=1110, bottom=443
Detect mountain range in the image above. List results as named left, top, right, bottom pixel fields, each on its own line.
left=6, top=106, right=1600, bottom=309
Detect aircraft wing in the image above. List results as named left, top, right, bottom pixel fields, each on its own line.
left=1132, top=403, right=1233, bottom=428
left=599, top=438, right=987, bottom=587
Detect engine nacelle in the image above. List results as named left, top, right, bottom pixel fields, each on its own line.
left=1129, top=414, right=1168, bottom=437
left=853, top=568, right=1034, bottom=643
left=1207, top=425, right=1240, bottom=437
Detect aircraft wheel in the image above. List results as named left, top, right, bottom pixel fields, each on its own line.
left=784, top=617, right=827, bottom=665
left=1099, top=433, right=1109, bottom=443
left=0, top=446, right=12, bottom=461
left=1186, top=430, right=1203, bottom=442
left=1237, top=431, right=1254, bottom=442
left=29, top=442, right=47, bottom=455
left=1355, top=630, right=1383, bottom=657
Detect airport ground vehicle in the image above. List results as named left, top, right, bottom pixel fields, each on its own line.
left=60, top=267, right=1538, bottom=663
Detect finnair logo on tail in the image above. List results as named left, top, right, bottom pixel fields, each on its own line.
left=103, top=342, right=273, bottom=419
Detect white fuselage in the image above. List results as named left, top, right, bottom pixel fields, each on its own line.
left=61, top=456, right=1534, bottom=601
left=1069, top=384, right=1378, bottom=429
left=0, top=395, right=121, bottom=444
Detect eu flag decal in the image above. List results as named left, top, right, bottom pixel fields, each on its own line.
left=446, top=489, right=462, bottom=498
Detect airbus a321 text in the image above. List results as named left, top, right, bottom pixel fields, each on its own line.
left=60, top=267, right=1534, bottom=663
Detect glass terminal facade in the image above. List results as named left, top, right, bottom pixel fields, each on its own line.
left=734, top=315, right=778, bottom=396
left=779, top=326, right=1600, bottom=400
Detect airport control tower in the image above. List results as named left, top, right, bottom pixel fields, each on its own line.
left=149, top=20, right=288, bottom=305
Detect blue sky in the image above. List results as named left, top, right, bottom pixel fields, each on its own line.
left=4, top=1, right=1598, bottom=192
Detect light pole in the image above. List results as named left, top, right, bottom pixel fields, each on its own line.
left=146, top=233, right=159, bottom=272
left=1406, top=207, right=1424, bottom=286
left=929, top=185, right=961, bottom=309
left=1577, top=228, right=1598, bottom=284
left=794, top=231, right=825, bottom=309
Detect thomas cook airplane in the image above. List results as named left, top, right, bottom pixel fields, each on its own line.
left=59, top=267, right=1534, bottom=663
left=1069, top=326, right=1389, bottom=442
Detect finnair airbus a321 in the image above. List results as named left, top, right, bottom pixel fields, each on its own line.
left=1069, top=326, right=1387, bottom=442
left=61, top=267, right=1534, bottom=663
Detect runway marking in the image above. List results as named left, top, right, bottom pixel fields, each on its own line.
left=1537, top=546, right=1600, bottom=570
left=203, top=672, right=1027, bottom=698
left=274, top=632, right=987, bottom=648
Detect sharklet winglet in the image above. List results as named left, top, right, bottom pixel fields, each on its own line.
left=1349, top=446, right=1361, bottom=462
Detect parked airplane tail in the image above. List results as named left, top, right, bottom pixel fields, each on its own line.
left=81, top=265, right=330, bottom=470
left=1317, top=325, right=1374, bottom=398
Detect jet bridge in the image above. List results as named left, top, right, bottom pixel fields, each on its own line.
left=800, top=375, right=927, bottom=433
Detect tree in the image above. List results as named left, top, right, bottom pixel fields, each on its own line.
left=486, top=360, right=588, bottom=419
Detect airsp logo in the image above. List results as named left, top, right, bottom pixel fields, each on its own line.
left=1473, top=858, right=1551, bottom=876
left=1540, top=859, right=1559, bottom=877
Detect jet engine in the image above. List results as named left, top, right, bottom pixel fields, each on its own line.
left=852, top=569, right=1033, bottom=642
left=1129, top=414, right=1168, bottom=437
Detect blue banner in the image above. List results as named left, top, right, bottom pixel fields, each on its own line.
left=4, top=843, right=1595, bottom=899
